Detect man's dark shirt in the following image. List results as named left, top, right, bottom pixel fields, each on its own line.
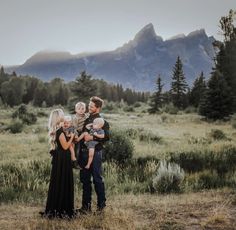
left=81, top=113, right=109, bottom=151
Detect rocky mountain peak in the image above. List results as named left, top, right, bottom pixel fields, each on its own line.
left=187, top=28, right=207, bottom=38
left=133, top=23, right=163, bottom=43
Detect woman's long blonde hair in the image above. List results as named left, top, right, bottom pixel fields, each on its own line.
left=48, top=109, right=64, bottom=150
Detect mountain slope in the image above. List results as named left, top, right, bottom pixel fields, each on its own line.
left=6, top=23, right=215, bottom=91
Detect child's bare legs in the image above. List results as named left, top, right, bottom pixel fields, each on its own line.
left=85, top=148, right=95, bottom=169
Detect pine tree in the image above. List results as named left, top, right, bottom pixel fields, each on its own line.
left=216, top=9, right=236, bottom=111
left=170, top=56, right=188, bottom=109
left=33, top=84, right=48, bottom=107
left=189, top=72, right=206, bottom=108
left=148, top=75, right=164, bottom=113
left=199, top=70, right=233, bottom=120
left=0, top=66, right=9, bottom=85
left=69, top=71, right=97, bottom=111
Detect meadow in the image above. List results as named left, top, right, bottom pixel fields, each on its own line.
left=0, top=104, right=236, bottom=229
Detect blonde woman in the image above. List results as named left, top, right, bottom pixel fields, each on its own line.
left=40, top=109, right=76, bottom=219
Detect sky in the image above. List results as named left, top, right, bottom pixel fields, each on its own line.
left=0, top=0, right=235, bottom=66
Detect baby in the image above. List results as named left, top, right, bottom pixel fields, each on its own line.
left=84, top=118, right=105, bottom=169
left=63, top=115, right=80, bottom=169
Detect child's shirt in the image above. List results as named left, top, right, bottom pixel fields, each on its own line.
left=72, top=113, right=89, bottom=133
left=89, top=128, right=105, bottom=137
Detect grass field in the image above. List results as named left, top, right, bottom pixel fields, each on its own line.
left=0, top=106, right=236, bottom=229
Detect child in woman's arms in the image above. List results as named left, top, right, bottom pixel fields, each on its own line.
left=63, top=116, right=81, bottom=169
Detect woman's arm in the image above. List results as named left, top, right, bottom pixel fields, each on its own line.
left=59, top=132, right=75, bottom=150
left=74, top=132, right=87, bottom=142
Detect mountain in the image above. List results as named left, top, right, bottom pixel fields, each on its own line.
left=5, top=23, right=216, bottom=91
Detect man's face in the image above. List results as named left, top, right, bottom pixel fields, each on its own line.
left=88, top=101, right=100, bottom=114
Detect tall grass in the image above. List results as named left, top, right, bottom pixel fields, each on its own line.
left=0, top=107, right=236, bottom=204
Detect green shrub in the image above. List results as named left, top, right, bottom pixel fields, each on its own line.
left=37, top=111, right=48, bottom=117
left=0, top=160, right=51, bottom=203
left=231, top=115, right=236, bottom=129
left=124, top=128, right=139, bottom=138
left=210, top=144, right=236, bottom=175
left=12, top=104, right=37, bottom=125
left=160, top=114, right=168, bottom=122
left=21, top=112, right=37, bottom=125
left=38, top=135, right=47, bottom=143
left=208, top=129, right=227, bottom=140
left=103, top=102, right=118, bottom=112
left=119, top=157, right=159, bottom=184
left=104, top=129, right=134, bottom=165
left=184, top=106, right=197, bottom=114
left=184, top=170, right=224, bottom=191
left=161, top=103, right=179, bottom=114
left=168, top=150, right=208, bottom=173
left=169, top=144, right=236, bottom=175
left=232, top=121, right=236, bottom=129
left=187, top=136, right=210, bottom=145
left=7, top=119, right=24, bottom=133
left=133, top=102, right=141, bottom=107
left=139, top=131, right=162, bottom=143
left=152, top=160, right=185, bottom=193
left=123, top=106, right=134, bottom=112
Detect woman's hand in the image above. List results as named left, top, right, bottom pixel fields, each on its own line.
left=70, top=133, right=75, bottom=139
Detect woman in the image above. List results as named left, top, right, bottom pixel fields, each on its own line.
left=41, top=109, right=76, bottom=219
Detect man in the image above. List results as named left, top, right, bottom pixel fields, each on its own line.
left=77, top=96, right=109, bottom=214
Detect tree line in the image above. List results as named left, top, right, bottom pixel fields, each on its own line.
left=0, top=68, right=149, bottom=108
left=149, top=9, right=236, bottom=120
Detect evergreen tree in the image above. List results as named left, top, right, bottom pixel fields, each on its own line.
left=22, top=77, right=40, bottom=104
left=199, top=70, right=233, bottom=120
left=69, top=71, right=97, bottom=110
left=0, top=66, right=4, bottom=75
left=0, top=66, right=9, bottom=86
left=148, top=75, right=164, bottom=113
left=33, top=84, right=48, bottom=107
left=189, top=72, right=206, bottom=108
left=214, top=9, right=236, bottom=111
left=0, top=77, right=25, bottom=106
left=170, top=56, right=188, bottom=109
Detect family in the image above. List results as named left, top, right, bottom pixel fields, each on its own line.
left=40, top=96, right=109, bottom=218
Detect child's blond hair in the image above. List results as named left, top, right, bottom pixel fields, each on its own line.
left=93, top=118, right=105, bottom=128
left=64, top=115, right=72, bottom=122
left=75, top=102, right=86, bottom=111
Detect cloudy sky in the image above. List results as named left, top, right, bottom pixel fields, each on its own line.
left=0, top=0, right=235, bottom=65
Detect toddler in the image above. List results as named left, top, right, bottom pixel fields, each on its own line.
left=84, top=117, right=105, bottom=169
left=63, top=116, right=80, bottom=169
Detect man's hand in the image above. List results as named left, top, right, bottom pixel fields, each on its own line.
left=84, top=133, right=93, bottom=141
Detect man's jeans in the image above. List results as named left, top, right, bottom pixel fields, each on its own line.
left=79, top=149, right=106, bottom=209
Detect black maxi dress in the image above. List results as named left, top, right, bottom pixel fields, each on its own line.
left=42, top=127, right=75, bottom=219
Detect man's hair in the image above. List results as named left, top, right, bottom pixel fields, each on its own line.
left=90, top=96, right=104, bottom=108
